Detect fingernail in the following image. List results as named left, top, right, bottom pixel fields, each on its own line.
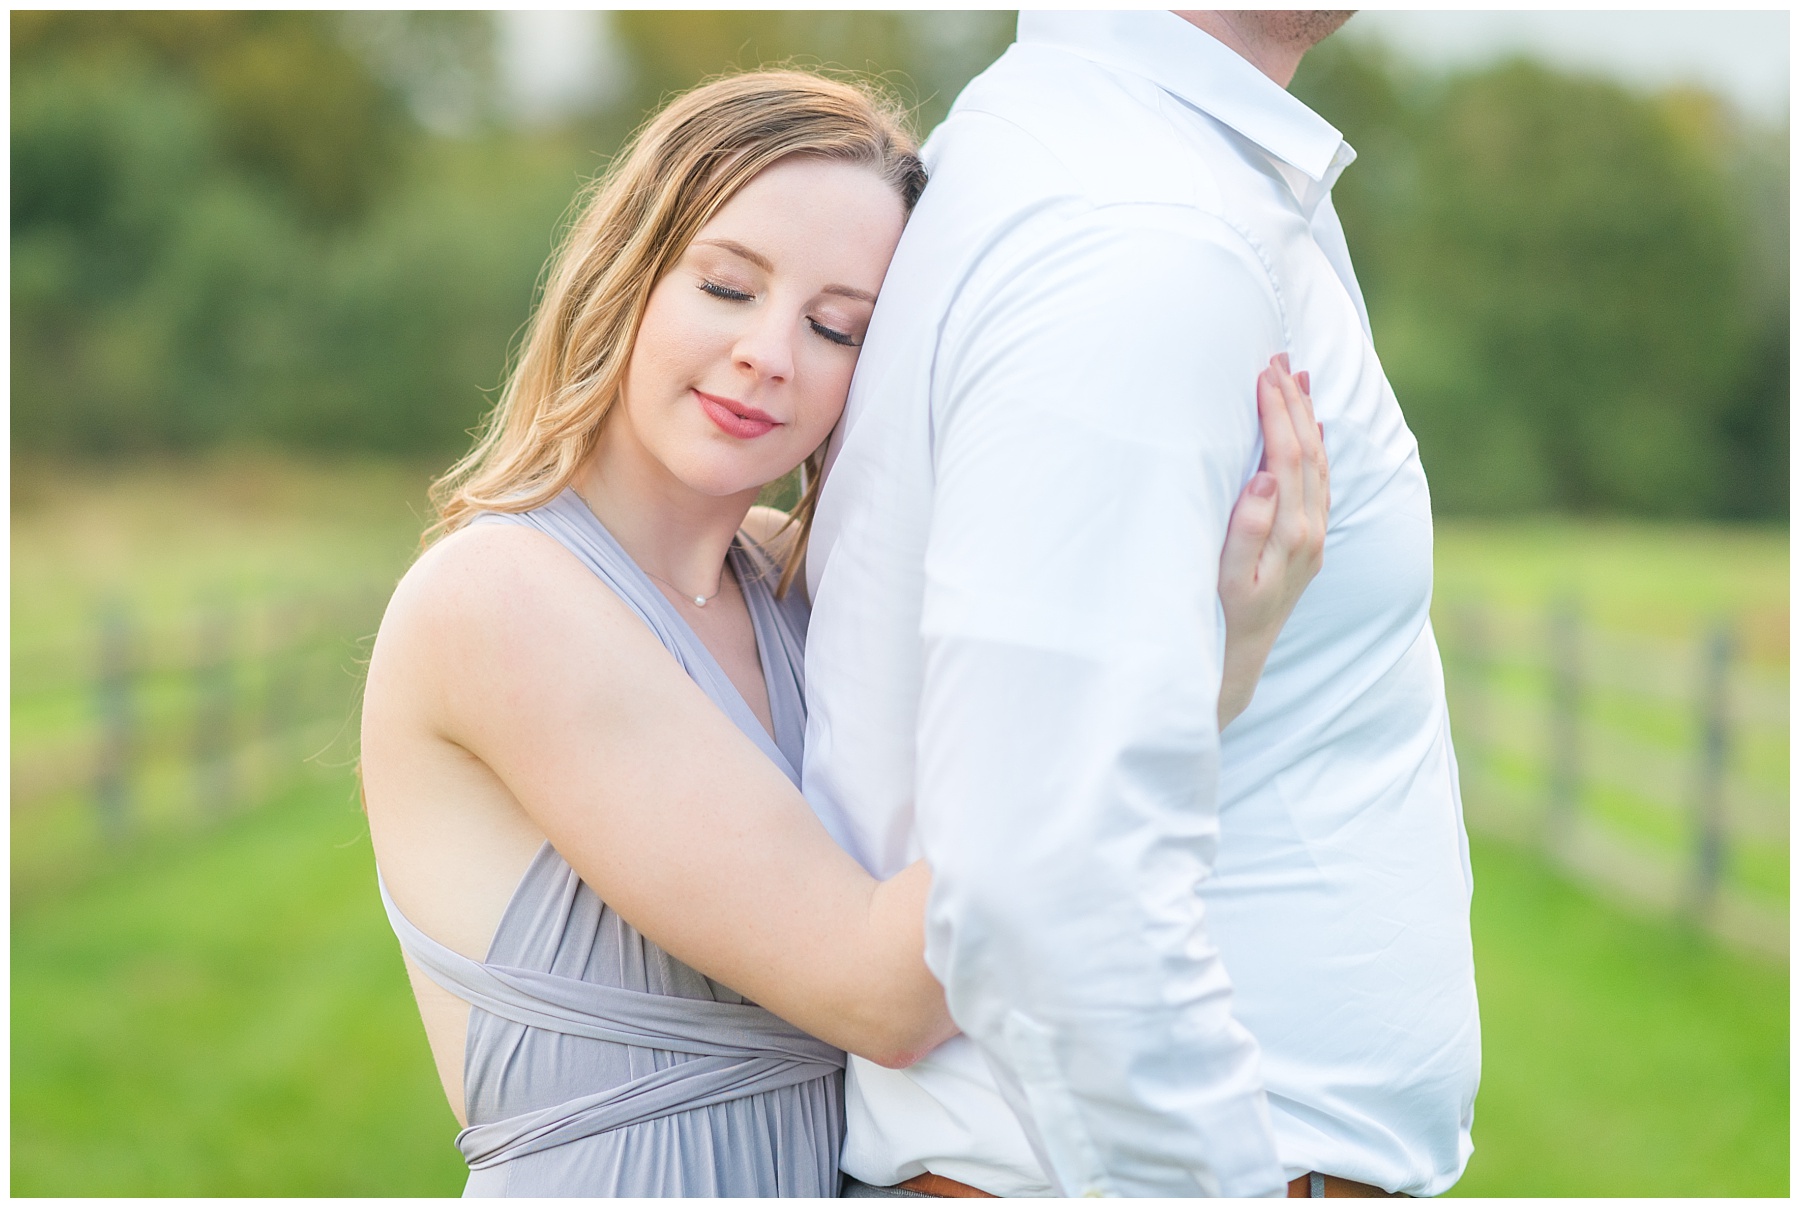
left=1250, top=472, right=1277, bottom=498
left=1276, top=352, right=1291, bottom=372
left=1297, top=370, right=1310, bottom=394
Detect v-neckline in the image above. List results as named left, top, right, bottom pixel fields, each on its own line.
left=554, top=490, right=797, bottom=783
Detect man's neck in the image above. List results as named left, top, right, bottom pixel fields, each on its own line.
left=1171, top=11, right=1314, bottom=89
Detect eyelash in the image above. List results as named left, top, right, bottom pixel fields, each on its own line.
left=809, top=319, right=859, bottom=348
left=699, top=280, right=752, bottom=302
left=698, top=280, right=860, bottom=349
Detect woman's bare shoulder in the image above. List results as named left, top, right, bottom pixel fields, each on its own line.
left=387, top=523, right=550, bottom=634
left=376, top=520, right=644, bottom=694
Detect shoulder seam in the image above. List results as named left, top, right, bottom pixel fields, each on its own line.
left=944, top=111, right=1291, bottom=348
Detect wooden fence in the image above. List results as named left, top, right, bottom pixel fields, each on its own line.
left=13, top=584, right=1791, bottom=962
left=11, top=584, right=392, bottom=899
left=1438, top=598, right=1788, bottom=961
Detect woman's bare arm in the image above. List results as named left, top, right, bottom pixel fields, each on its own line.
left=367, top=359, right=1322, bottom=1079
left=368, top=522, right=953, bottom=1069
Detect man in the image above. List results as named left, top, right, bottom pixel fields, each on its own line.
left=803, top=10, right=1479, bottom=1198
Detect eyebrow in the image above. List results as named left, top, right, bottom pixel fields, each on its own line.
left=694, top=238, right=878, bottom=304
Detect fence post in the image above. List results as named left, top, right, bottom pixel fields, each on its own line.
left=1690, top=620, right=1734, bottom=919
left=193, top=602, right=237, bottom=816
left=93, top=603, right=136, bottom=840
left=1545, top=597, right=1582, bottom=852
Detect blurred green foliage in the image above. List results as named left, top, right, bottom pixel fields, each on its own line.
left=10, top=13, right=1789, bottom=518
left=10, top=12, right=574, bottom=456
left=1292, top=38, right=1789, bottom=519
left=12, top=11, right=406, bottom=225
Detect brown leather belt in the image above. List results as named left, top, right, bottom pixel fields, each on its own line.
left=891, top=1170, right=1397, bottom=1198
left=1287, top=1172, right=1403, bottom=1197
left=894, top=1172, right=996, bottom=1197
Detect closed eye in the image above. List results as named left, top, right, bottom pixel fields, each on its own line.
left=699, top=280, right=754, bottom=302
left=810, top=318, right=860, bottom=348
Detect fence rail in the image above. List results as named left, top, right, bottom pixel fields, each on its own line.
left=13, top=584, right=1791, bottom=961
left=11, top=584, right=391, bottom=899
left=1439, top=597, right=1788, bottom=961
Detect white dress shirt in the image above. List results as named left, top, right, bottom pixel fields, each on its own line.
left=802, top=11, right=1480, bottom=1198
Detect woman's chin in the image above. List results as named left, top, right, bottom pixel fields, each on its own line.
left=659, top=440, right=810, bottom=498
left=669, top=461, right=792, bottom=504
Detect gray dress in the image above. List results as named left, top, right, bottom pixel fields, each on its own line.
left=377, top=488, right=846, bottom=1196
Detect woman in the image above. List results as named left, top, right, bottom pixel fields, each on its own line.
left=361, top=71, right=1328, bottom=1197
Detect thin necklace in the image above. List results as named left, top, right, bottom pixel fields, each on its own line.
left=569, top=484, right=726, bottom=607
left=643, top=564, right=725, bottom=608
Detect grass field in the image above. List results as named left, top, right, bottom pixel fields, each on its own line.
left=13, top=773, right=1785, bottom=1196
left=1449, top=839, right=1787, bottom=1196
left=1434, top=519, right=1788, bottom=666
left=11, top=457, right=1790, bottom=1195
left=11, top=455, right=432, bottom=637
left=11, top=781, right=466, bottom=1196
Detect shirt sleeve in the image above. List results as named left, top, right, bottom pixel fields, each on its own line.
left=915, top=205, right=1288, bottom=1197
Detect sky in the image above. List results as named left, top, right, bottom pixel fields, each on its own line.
left=1345, top=9, right=1790, bottom=121
left=493, top=9, right=622, bottom=125
left=493, top=10, right=1792, bottom=126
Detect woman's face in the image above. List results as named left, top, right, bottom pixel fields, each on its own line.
left=615, top=155, right=907, bottom=503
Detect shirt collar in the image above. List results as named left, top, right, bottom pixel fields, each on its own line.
left=1016, top=11, right=1355, bottom=206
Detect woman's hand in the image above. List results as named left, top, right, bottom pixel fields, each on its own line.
left=1217, top=354, right=1329, bottom=728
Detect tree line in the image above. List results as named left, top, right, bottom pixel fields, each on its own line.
left=11, top=12, right=1787, bottom=519
left=1292, top=39, right=1787, bottom=519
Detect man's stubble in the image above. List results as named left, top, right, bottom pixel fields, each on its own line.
left=1227, top=10, right=1355, bottom=52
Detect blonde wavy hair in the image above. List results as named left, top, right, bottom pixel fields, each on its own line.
left=427, top=70, right=926, bottom=595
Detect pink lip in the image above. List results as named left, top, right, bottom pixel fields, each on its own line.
left=695, top=390, right=779, bottom=439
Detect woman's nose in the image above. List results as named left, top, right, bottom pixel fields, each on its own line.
left=733, top=307, right=796, bottom=384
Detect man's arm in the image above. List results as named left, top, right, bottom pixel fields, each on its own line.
left=916, top=208, right=1287, bottom=1196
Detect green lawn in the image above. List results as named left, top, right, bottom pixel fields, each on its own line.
left=1433, top=519, right=1788, bottom=666
left=1450, top=837, right=1787, bottom=1196
left=11, top=780, right=467, bottom=1196
left=11, top=454, right=432, bottom=645
left=12, top=773, right=1786, bottom=1196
